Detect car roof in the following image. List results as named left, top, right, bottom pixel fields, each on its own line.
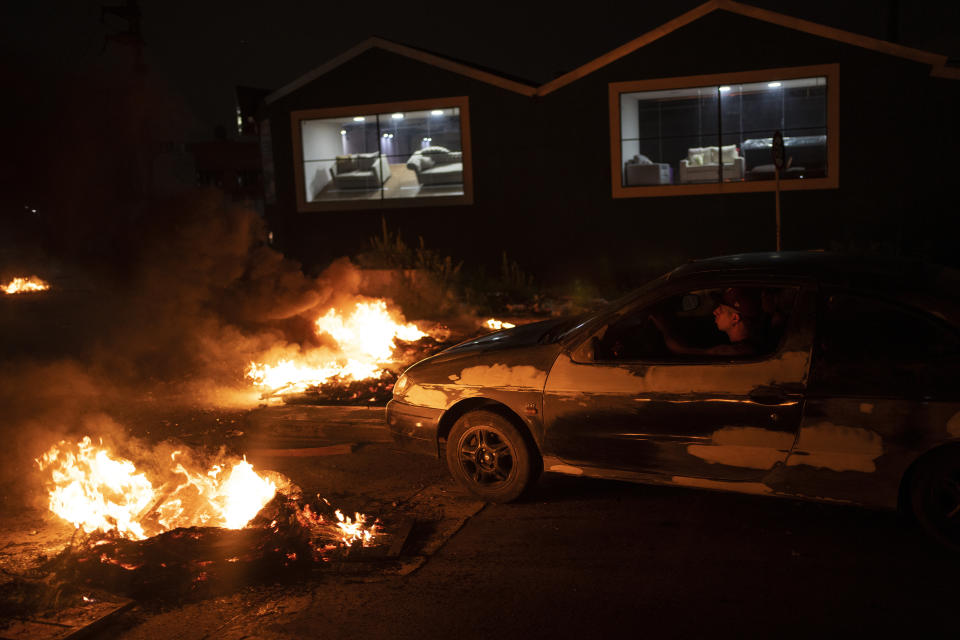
left=668, top=251, right=957, bottom=292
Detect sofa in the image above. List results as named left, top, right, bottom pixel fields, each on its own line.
left=406, top=146, right=463, bottom=186
left=742, top=135, right=827, bottom=179
left=623, top=154, right=673, bottom=185
left=678, top=145, right=745, bottom=183
left=329, top=152, right=391, bottom=189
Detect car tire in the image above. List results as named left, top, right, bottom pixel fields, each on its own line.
left=909, top=446, right=960, bottom=552
left=445, top=410, right=538, bottom=503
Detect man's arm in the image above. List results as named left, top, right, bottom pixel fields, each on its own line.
left=650, top=314, right=755, bottom=357
left=650, top=313, right=701, bottom=355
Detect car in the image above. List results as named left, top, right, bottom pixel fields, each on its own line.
left=386, top=251, right=960, bottom=549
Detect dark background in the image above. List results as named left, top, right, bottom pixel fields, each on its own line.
left=4, top=1, right=957, bottom=146
left=2, top=1, right=959, bottom=292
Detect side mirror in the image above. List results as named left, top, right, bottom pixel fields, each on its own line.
left=680, top=294, right=700, bottom=312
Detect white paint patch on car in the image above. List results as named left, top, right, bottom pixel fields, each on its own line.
left=453, top=364, right=547, bottom=389
left=549, top=464, right=584, bottom=475
left=402, top=385, right=451, bottom=408
left=786, top=422, right=884, bottom=473
left=686, top=427, right=795, bottom=469
left=544, top=351, right=811, bottom=396
left=671, top=476, right=772, bottom=495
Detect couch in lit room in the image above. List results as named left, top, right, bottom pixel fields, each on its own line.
left=678, top=145, right=745, bottom=183
left=742, top=135, right=827, bottom=179
left=623, top=154, right=673, bottom=185
left=406, top=146, right=463, bottom=186
left=329, top=152, right=391, bottom=189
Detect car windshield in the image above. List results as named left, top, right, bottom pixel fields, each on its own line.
left=543, top=271, right=677, bottom=344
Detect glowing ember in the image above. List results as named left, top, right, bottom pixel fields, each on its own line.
left=484, top=318, right=516, bottom=331
left=293, top=500, right=378, bottom=549
left=2, top=275, right=50, bottom=294
left=37, top=437, right=277, bottom=541
left=247, top=299, right=426, bottom=394
left=334, top=509, right=374, bottom=546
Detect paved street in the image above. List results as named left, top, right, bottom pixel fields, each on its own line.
left=108, top=407, right=960, bottom=638
left=3, top=404, right=958, bottom=639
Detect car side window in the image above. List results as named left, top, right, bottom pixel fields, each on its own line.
left=589, top=285, right=797, bottom=363
left=812, top=291, right=960, bottom=396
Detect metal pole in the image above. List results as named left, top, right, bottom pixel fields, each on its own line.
left=775, top=166, right=781, bottom=251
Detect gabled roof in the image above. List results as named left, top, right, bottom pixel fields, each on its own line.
left=537, top=0, right=960, bottom=95
left=265, top=37, right=537, bottom=104
left=266, top=1, right=959, bottom=106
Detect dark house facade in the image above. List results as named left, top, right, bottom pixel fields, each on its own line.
left=261, top=0, right=959, bottom=289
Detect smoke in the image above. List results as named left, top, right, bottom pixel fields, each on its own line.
left=0, top=188, right=379, bottom=503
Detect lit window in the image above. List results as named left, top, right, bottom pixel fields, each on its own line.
left=292, top=97, right=472, bottom=210
left=612, top=64, right=838, bottom=196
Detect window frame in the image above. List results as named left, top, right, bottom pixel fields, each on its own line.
left=609, top=64, right=839, bottom=198
left=291, top=96, right=473, bottom=212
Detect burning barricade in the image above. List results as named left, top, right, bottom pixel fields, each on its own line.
left=33, top=435, right=379, bottom=600
left=247, top=299, right=448, bottom=405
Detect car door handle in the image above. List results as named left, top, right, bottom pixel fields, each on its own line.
left=749, top=386, right=788, bottom=405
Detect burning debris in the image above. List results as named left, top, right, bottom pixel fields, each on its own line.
left=483, top=318, right=516, bottom=331
left=31, top=435, right=379, bottom=600
left=36, top=436, right=279, bottom=539
left=247, top=299, right=449, bottom=404
left=1, top=275, right=50, bottom=294
left=42, top=492, right=376, bottom=601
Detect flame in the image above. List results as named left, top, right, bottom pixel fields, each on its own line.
left=484, top=318, right=515, bottom=331
left=334, top=508, right=374, bottom=546
left=247, top=300, right=426, bottom=394
left=293, top=502, right=379, bottom=550
left=36, top=437, right=277, bottom=541
left=2, top=275, right=50, bottom=294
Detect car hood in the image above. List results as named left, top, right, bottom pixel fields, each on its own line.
left=438, top=316, right=576, bottom=358
left=399, top=316, right=574, bottom=398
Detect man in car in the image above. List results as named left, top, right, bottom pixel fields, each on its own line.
left=651, top=286, right=764, bottom=356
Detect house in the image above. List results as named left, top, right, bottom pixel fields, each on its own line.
left=260, top=0, right=960, bottom=289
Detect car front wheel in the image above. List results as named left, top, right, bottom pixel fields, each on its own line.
left=910, top=447, right=960, bottom=552
left=445, top=410, right=538, bottom=503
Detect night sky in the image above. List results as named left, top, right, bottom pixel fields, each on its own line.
left=4, top=0, right=958, bottom=139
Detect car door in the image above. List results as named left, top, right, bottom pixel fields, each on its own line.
left=779, top=288, right=960, bottom=507
left=541, top=281, right=816, bottom=484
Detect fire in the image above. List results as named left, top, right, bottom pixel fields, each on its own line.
left=484, top=318, right=515, bottom=331
left=2, top=275, right=50, bottom=294
left=247, top=299, right=426, bottom=394
left=293, top=501, right=377, bottom=549
left=37, top=436, right=277, bottom=541
left=334, top=508, right=374, bottom=546
left=36, top=436, right=379, bottom=551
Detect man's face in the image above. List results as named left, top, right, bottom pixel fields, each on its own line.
left=713, top=303, right=738, bottom=332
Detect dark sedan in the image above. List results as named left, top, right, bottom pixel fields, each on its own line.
left=386, top=252, right=960, bottom=549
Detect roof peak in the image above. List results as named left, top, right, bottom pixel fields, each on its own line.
left=267, top=1, right=958, bottom=105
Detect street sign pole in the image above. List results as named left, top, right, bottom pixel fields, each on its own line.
left=772, top=130, right=785, bottom=251
left=775, top=167, right=781, bottom=251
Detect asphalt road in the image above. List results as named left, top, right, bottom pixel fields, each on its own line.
left=82, top=405, right=956, bottom=640
left=4, top=405, right=957, bottom=639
